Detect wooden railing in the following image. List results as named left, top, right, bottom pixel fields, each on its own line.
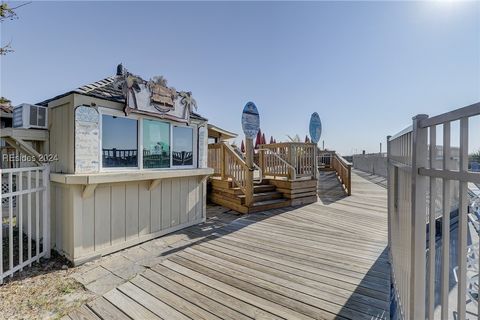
left=258, top=143, right=317, bottom=180
left=318, top=150, right=352, bottom=195
left=223, top=143, right=250, bottom=195
left=208, top=143, right=249, bottom=195
left=207, top=143, right=222, bottom=176
left=332, top=153, right=352, bottom=196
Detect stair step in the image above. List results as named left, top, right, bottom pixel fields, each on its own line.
left=250, top=198, right=290, bottom=213
left=252, top=198, right=289, bottom=207
left=230, top=184, right=276, bottom=194
left=238, top=191, right=283, bottom=203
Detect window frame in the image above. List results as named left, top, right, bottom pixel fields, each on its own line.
left=98, top=107, right=198, bottom=172
left=99, top=109, right=140, bottom=172
left=171, top=124, right=196, bottom=169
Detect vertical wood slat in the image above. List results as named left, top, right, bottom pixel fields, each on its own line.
left=19, top=171, right=23, bottom=269
left=8, top=172, right=13, bottom=275
left=42, top=166, right=50, bottom=258
left=35, top=170, right=40, bottom=261
left=441, top=121, right=451, bottom=320
left=0, top=170, right=2, bottom=284
left=428, top=125, right=437, bottom=320
left=27, top=170, right=32, bottom=265
left=457, top=117, right=468, bottom=320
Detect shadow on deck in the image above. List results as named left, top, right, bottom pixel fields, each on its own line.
left=65, top=171, right=391, bottom=320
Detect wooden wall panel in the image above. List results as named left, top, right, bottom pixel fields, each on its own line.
left=150, top=182, right=161, bottom=233
left=54, top=176, right=205, bottom=264
left=125, top=183, right=139, bottom=241
left=171, top=179, right=180, bottom=227
left=179, top=178, right=188, bottom=225
left=161, top=179, right=172, bottom=230
left=94, top=186, right=111, bottom=250
left=82, top=192, right=95, bottom=254
left=111, top=184, right=126, bottom=246
left=138, top=181, right=151, bottom=236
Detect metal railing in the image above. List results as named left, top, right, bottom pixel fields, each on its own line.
left=0, top=165, right=50, bottom=284
left=388, top=102, right=480, bottom=320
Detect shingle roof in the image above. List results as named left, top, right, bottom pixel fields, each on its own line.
left=37, top=76, right=207, bottom=121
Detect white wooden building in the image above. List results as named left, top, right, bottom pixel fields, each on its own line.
left=36, top=66, right=212, bottom=265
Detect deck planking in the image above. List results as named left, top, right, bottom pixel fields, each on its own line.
left=68, top=171, right=390, bottom=320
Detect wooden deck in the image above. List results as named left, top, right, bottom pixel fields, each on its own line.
left=65, top=171, right=390, bottom=320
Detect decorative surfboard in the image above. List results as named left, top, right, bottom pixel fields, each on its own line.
left=241, top=101, right=260, bottom=140
left=309, top=112, right=322, bottom=144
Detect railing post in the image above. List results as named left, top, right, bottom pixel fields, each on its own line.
left=221, top=144, right=226, bottom=180
left=409, top=114, right=428, bottom=320
left=347, top=164, right=352, bottom=196
left=386, top=135, right=392, bottom=250
left=244, top=138, right=254, bottom=207
left=42, top=165, right=51, bottom=258
left=259, top=149, right=265, bottom=179
left=289, top=145, right=296, bottom=180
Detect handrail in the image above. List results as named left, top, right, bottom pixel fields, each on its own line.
left=317, top=150, right=352, bottom=195
left=221, top=143, right=250, bottom=195
left=231, top=144, right=263, bottom=184
left=258, top=143, right=316, bottom=180
left=332, top=152, right=352, bottom=196
left=257, top=148, right=296, bottom=172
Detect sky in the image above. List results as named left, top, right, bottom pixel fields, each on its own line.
left=1, top=1, right=479, bottom=155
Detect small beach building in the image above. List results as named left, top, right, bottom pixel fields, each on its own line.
left=38, top=65, right=212, bottom=265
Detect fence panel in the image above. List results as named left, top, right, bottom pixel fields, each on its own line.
left=0, top=165, right=50, bottom=284
left=388, top=102, right=480, bottom=320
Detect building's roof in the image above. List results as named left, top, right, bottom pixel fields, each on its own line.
left=37, top=76, right=207, bottom=121
left=207, top=124, right=238, bottom=140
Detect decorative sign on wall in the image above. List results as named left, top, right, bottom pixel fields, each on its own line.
left=309, top=112, right=322, bottom=144
left=75, top=105, right=100, bottom=173
left=198, top=126, right=207, bottom=168
left=241, top=101, right=260, bottom=140
left=113, top=65, right=197, bottom=123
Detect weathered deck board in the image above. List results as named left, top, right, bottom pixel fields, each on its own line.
left=70, top=171, right=390, bottom=320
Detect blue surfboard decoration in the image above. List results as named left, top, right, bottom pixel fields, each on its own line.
left=309, top=112, right=322, bottom=144
left=241, top=101, right=260, bottom=139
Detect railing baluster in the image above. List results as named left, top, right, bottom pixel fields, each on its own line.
left=457, top=117, right=468, bottom=320
left=0, top=170, right=2, bottom=284
left=35, top=170, right=40, bottom=261
left=27, top=170, right=31, bottom=265
left=441, top=121, right=451, bottom=320
left=19, top=171, right=23, bottom=270
left=428, top=125, right=437, bottom=320
left=8, top=172, right=13, bottom=275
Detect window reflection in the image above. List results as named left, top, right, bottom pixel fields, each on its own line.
left=173, top=126, right=193, bottom=166
left=143, top=119, right=170, bottom=168
left=102, top=115, right=138, bottom=168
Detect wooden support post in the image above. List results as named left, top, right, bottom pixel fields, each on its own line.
left=221, top=144, right=226, bottom=180
left=289, top=145, right=296, bottom=181
left=245, top=138, right=254, bottom=207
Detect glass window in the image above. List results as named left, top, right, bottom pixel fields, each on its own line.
left=143, top=119, right=170, bottom=168
left=102, top=115, right=138, bottom=168
left=173, top=126, right=194, bottom=166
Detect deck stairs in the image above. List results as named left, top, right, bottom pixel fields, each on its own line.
left=209, top=178, right=290, bottom=214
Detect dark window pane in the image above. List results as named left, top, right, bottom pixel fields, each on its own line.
left=102, top=115, right=138, bottom=168
left=173, top=126, right=193, bottom=166
left=143, top=119, right=170, bottom=168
